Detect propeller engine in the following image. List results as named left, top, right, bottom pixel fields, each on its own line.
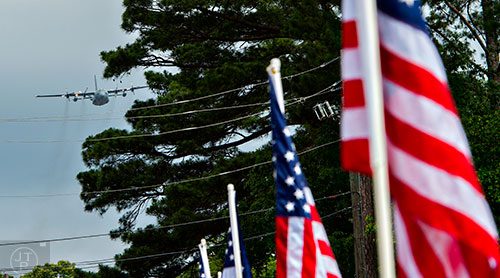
left=73, top=91, right=81, bottom=102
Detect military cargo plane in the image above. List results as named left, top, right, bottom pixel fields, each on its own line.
left=36, top=76, right=148, bottom=106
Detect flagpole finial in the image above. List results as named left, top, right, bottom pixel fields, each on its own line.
left=266, top=58, right=281, bottom=75
left=201, top=238, right=207, bottom=245
left=227, top=183, right=234, bottom=191
left=267, top=58, right=285, bottom=114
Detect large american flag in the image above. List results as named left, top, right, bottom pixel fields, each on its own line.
left=340, top=0, right=500, bottom=276
left=268, top=59, right=342, bottom=278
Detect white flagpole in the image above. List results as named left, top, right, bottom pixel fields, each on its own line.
left=227, top=183, right=243, bottom=278
left=356, top=0, right=396, bottom=277
left=198, top=238, right=212, bottom=278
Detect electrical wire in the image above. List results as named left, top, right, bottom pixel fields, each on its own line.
left=0, top=205, right=351, bottom=273
left=0, top=139, right=341, bottom=198
left=0, top=192, right=350, bottom=248
left=1, top=83, right=340, bottom=144
left=87, top=83, right=340, bottom=142
left=0, top=103, right=267, bottom=123
left=128, top=57, right=339, bottom=111
left=0, top=57, right=345, bottom=272
left=0, top=57, right=339, bottom=125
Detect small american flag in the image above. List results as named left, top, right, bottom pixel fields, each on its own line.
left=221, top=226, right=252, bottom=278
left=199, top=256, right=208, bottom=278
left=341, top=0, right=500, bottom=276
left=268, top=59, right=342, bottom=278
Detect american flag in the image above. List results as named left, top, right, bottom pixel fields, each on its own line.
left=221, top=225, right=252, bottom=278
left=199, top=239, right=211, bottom=278
left=268, top=59, right=342, bottom=278
left=341, top=0, right=500, bottom=276
left=199, top=256, right=208, bottom=278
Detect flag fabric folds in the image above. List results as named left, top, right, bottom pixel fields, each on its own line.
left=199, top=256, right=209, bottom=278
left=340, top=0, right=500, bottom=277
left=268, top=59, right=342, bottom=278
left=221, top=213, right=252, bottom=277
left=199, top=238, right=211, bottom=278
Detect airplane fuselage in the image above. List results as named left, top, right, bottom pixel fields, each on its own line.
left=92, top=89, right=109, bottom=106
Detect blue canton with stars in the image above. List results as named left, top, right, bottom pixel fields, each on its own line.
left=378, top=0, right=428, bottom=34
left=269, top=77, right=312, bottom=219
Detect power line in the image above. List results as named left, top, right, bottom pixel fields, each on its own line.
left=128, top=57, right=340, bottom=111
left=0, top=57, right=339, bottom=125
left=0, top=205, right=351, bottom=273
left=2, top=83, right=336, bottom=123
left=0, top=139, right=341, bottom=198
left=0, top=192, right=350, bottom=248
left=0, top=102, right=267, bottom=123
left=87, top=84, right=339, bottom=142
left=1, top=83, right=340, bottom=144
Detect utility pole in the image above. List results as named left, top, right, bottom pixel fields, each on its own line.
left=350, top=173, right=377, bottom=278
left=314, top=92, right=378, bottom=276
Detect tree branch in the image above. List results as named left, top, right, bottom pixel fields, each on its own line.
left=444, top=0, right=487, bottom=53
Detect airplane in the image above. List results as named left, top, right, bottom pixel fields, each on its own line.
left=36, top=76, right=148, bottom=106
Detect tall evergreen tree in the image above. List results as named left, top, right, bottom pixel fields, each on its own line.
left=77, top=0, right=498, bottom=276
left=78, top=1, right=350, bottom=277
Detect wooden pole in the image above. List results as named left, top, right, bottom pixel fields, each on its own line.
left=350, top=173, right=378, bottom=278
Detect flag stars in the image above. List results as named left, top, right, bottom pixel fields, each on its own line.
left=272, top=155, right=277, bottom=163
left=230, top=254, right=234, bottom=261
left=285, top=176, right=295, bottom=186
left=294, top=189, right=304, bottom=200
left=303, top=204, right=311, bottom=213
left=399, top=0, right=414, bottom=6
left=294, top=164, right=302, bottom=175
left=283, top=127, right=291, bottom=137
left=228, top=240, right=232, bottom=247
left=285, top=201, right=295, bottom=212
left=284, top=151, right=294, bottom=162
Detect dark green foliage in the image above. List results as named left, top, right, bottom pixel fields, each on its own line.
left=450, top=72, right=500, bottom=224
left=82, top=1, right=345, bottom=276
left=78, top=0, right=498, bottom=276
left=21, top=261, right=96, bottom=278
left=20, top=262, right=128, bottom=278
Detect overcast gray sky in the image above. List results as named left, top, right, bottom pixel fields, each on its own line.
left=0, top=0, right=157, bottom=273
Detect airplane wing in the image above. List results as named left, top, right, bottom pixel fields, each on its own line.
left=36, top=93, right=69, bottom=98
left=36, top=91, right=95, bottom=99
left=107, top=85, right=148, bottom=95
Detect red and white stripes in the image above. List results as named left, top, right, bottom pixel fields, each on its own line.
left=340, top=0, right=500, bottom=276
left=276, top=188, right=342, bottom=278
